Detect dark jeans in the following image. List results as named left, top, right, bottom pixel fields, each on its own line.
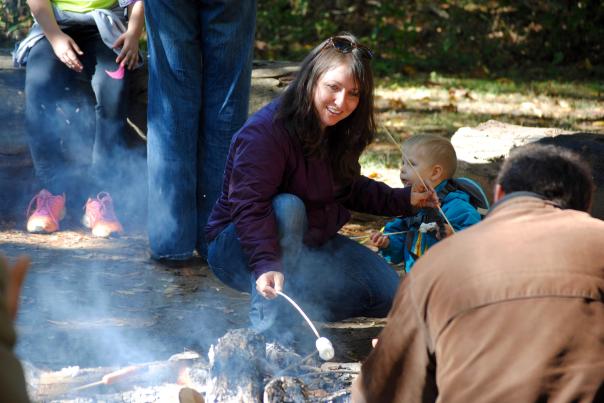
left=25, top=26, right=128, bottom=206
left=144, top=0, right=257, bottom=260
left=208, top=194, right=400, bottom=335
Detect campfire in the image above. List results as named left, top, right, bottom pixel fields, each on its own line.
left=24, top=329, right=357, bottom=402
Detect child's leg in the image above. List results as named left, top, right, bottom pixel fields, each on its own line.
left=83, top=28, right=128, bottom=192
left=25, top=37, right=78, bottom=195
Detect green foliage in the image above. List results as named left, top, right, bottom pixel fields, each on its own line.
left=0, top=0, right=32, bottom=46
left=1, top=0, right=602, bottom=78
left=256, top=0, right=604, bottom=77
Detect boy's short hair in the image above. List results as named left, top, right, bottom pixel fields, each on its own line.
left=497, top=144, right=594, bottom=212
left=403, top=134, right=457, bottom=178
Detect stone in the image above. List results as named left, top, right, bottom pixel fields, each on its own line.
left=451, top=120, right=604, bottom=219
left=452, top=120, right=573, bottom=164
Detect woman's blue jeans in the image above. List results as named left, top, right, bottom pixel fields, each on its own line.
left=208, top=194, right=400, bottom=334
left=144, top=0, right=256, bottom=260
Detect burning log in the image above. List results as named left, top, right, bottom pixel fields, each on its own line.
left=205, top=328, right=268, bottom=402
left=264, top=376, right=309, bottom=402
left=22, top=328, right=359, bottom=402
left=205, top=329, right=355, bottom=402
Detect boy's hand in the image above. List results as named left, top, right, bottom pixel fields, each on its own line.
left=113, top=31, right=140, bottom=70
left=369, top=231, right=390, bottom=249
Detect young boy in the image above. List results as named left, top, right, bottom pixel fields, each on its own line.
left=370, top=134, right=482, bottom=272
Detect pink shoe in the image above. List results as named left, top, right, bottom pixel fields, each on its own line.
left=26, top=189, right=66, bottom=234
left=83, top=192, right=124, bottom=237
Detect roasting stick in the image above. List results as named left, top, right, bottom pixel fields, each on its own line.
left=276, top=291, right=335, bottom=360
left=67, top=365, right=147, bottom=393
left=348, top=230, right=410, bottom=241
left=56, top=351, right=199, bottom=396
left=382, top=127, right=456, bottom=233
left=276, top=291, right=320, bottom=338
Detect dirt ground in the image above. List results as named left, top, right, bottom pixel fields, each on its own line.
left=1, top=212, right=387, bottom=374
left=1, top=226, right=248, bottom=370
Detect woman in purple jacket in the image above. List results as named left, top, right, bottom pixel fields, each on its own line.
left=205, top=33, right=437, bottom=336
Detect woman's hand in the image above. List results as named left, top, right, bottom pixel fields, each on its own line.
left=410, top=185, right=440, bottom=209
left=256, top=271, right=284, bottom=299
left=369, top=231, right=390, bottom=249
left=113, top=31, right=140, bottom=70
left=48, top=32, right=83, bottom=72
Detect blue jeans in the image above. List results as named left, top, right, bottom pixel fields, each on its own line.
left=144, top=0, right=256, bottom=260
left=208, top=194, right=400, bottom=334
left=25, top=26, right=128, bottom=206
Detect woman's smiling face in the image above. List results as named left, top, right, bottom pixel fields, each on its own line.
left=313, top=64, right=360, bottom=129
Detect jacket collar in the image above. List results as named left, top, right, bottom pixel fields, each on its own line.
left=487, top=191, right=560, bottom=217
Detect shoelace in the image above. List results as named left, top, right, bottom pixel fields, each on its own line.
left=87, top=192, right=118, bottom=222
left=26, top=191, right=59, bottom=224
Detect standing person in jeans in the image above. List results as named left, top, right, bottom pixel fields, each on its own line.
left=205, top=33, right=438, bottom=336
left=144, top=0, right=257, bottom=263
left=18, top=0, right=145, bottom=237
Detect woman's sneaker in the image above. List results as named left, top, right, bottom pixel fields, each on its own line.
left=26, top=189, right=66, bottom=234
left=82, top=192, right=124, bottom=237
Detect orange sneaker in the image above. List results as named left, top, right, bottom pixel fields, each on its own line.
left=83, top=192, right=124, bottom=237
left=26, top=189, right=66, bottom=234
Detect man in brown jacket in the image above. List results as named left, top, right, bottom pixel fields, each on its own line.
left=352, top=144, right=604, bottom=403
left=0, top=255, right=30, bottom=402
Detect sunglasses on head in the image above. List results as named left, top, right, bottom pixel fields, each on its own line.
left=324, top=37, right=373, bottom=60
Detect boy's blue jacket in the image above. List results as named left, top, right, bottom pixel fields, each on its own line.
left=380, top=179, right=481, bottom=271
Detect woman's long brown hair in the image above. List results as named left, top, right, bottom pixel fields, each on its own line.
left=275, top=33, right=376, bottom=184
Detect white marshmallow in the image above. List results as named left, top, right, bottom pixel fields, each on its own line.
left=419, top=222, right=438, bottom=233
left=316, top=337, right=335, bottom=361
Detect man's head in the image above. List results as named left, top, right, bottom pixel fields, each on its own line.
left=400, top=135, right=457, bottom=189
left=495, top=144, right=594, bottom=212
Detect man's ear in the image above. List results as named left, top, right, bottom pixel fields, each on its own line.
left=494, top=184, right=506, bottom=203
left=2, top=256, right=30, bottom=321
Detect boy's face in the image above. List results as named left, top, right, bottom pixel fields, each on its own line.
left=400, top=145, right=437, bottom=189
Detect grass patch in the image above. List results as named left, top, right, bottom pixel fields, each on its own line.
left=378, top=72, right=604, bottom=100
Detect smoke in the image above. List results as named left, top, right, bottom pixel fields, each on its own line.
left=9, top=86, right=237, bottom=370
left=12, top=246, right=249, bottom=370
left=24, top=82, right=147, bottom=226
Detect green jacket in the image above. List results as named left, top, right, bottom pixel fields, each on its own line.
left=0, top=259, right=30, bottom=403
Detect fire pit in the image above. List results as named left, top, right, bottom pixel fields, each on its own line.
left=24, top=329, right=357, bottom=402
